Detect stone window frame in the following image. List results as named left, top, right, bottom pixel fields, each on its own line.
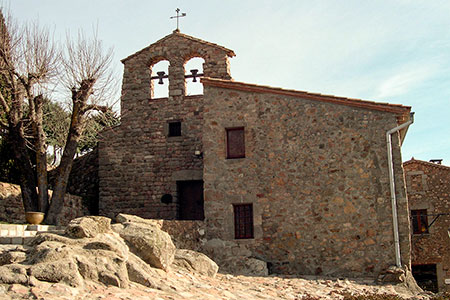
left=226, top=127, right=246, bottom=159
left=406, top=171, right=428, bottom=194
left=165, top=119, right=184, bottom=141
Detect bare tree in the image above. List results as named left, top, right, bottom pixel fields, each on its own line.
left=0, top=10, right=116, bottom=224
left=0, top=11, right=59, bottom=213
left=45, top=31, right=114, bottom=224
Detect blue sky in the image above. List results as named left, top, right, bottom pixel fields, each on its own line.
left=8, top=1, right=450, bottom=164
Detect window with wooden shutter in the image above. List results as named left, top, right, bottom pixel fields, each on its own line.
left=233, top=203, right=254, bottom=239
left=226, top=127, right=245, bottom=159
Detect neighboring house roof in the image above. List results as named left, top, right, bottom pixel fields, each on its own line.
left=122, top=31, right=236, bottom=63
left=404, top=158, right=450, bottom=171
left=202, top=77, right=412, bottom=123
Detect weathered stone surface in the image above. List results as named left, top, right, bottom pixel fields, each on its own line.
left=404, top=159, right=450, bottom=292
left=0, top=264, right=28, bottom=284
left=116, top=213, right=163, bottom=229
left=0, top=215, right=218, bottom=292
left=0, top=250, right=27, bottom=266
left=202, top=82, right=411, bottom=278
left=0, top=181, right=85, bottom=225
left=126, top=252, right=167, bottom=290
left=29, top=259, right=83, bottom=287
left=65, top=216, right=111, bottom=238
left=113, top=222, right=175, bottom=271
left=99, top=31, right=234, bottom=220
left=172, top=249, right=218, bottom=277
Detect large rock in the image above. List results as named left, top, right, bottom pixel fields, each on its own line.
left=172, top=249, right=219, bottom=277
left=113, top=222, right=175, bottom=271
left=0, top=214, right=219, bottom=291
left=65, top=216, right=112, bottom=238
left=116, top=214, right=163, bottom=229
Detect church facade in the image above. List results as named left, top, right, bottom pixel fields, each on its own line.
left=99, top=31, right=413, bottom=277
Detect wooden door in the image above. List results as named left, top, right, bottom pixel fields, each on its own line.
left=177, top=180, right=204, bottom=220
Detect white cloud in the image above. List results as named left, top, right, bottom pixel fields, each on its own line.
left=376, top=64, right=438, bottom=99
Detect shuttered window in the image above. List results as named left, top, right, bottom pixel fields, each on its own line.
left=226, top=127, right=245, bottom=159
left=234, top=203, right=254, bottom=239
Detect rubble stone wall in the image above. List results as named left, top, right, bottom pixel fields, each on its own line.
left=404, top=160, right=450, bottom=292
left=202, top=85, right=411, bottom=278
left=99, top=32, right=233, bottom=220
left=0, top=181, right=85, bottom=225
left=49, top=148, right=99, bottom=214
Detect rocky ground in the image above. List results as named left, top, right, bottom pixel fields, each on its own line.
left=0, top=269, right=436, bottom=300
left=0, top=215, right=439, bottom=300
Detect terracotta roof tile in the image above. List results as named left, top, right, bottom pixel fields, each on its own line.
left=403, top=159, right=450, bottom=171
left=201, top=77, right=411, bottom=120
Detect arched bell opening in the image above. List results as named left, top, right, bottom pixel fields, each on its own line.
left=150, top=60, right=170, bottom=99
left=184, top=57, right=205, bottom=96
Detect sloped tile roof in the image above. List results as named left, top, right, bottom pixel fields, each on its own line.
left=201, top=77, right=411, bottom=121
left=403, top=158, right=450, bottom=171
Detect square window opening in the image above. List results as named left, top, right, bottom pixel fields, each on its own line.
left=226, top=127, right=245, bottom=159
left=233, top=203, right=254, bottom=239
left=168, top=122, right=182, bottom=137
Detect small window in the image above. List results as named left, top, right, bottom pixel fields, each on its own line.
left=226, top=127, right=245, bottom=159
left=168, top=122, right=181, bottom=137
left=234, top=203, right=254, bottom=239
left=411, top=209, right=428, bottom=234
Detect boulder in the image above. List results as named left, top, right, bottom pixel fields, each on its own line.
left=0, top=214, right=219, bottom=291
left=0, top=264, right=28, bottom=285
left=172, top=249, right=219, bottom=277
left=220, top=256, right=268, bottom=276
left=116, top=214, right=163, bottom=229
left=113, top=222, right=175, bottom=271
left=65, top=216, right=112, bottom=238
left=29, top=259, right=83, bottom=287
left=0, top=250, right=27, bottom=266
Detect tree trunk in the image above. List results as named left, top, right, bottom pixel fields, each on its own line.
left=45, top=102, right=84, bottom=225
left=8, top=124, right=38, bottom=212
left=32, top=96, right=49, bottom=213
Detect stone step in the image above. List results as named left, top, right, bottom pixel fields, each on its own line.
left=0, top=224, right=65, bottom=245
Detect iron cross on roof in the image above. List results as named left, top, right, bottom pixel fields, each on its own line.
left=170, top=8, right=186, bottom=32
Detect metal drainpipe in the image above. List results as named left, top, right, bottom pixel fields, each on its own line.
left=386, top=112, right=414, bottom=268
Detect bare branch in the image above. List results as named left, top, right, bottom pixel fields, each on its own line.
left=61, top=29, right=115, bottom=107
left=81, top=104, right=108, bottom=114
left=0, top=90, right=9, bottom=114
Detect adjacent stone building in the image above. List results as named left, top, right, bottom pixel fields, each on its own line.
left=404, top=159, right=450, bottom=292
left=99, top=30, right=413, bottom=278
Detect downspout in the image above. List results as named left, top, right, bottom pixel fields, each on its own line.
left=386, top=112, right=414, bottom=268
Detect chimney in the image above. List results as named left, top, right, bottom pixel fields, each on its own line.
left=429, top=159, right=443, bottom=165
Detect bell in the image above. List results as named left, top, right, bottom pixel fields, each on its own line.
left=157, top=71, right=166, bottom=85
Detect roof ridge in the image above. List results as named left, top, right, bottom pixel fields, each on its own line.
left=122, top=31, right=235, bottom=63
left=403, top=159, right=450, bottom=170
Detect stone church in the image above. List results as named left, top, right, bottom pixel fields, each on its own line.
left=99, top=30, right=413, bottom=277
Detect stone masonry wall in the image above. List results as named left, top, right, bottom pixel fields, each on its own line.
left=202, top=85, right=411, bottom=278
left=99, top=32, right=234, bottom=219
left=0, top=181, right=85, bottom=225
left=404, top=160, right=450, bottom=292
left=49, top=147, right=99, bottom=214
